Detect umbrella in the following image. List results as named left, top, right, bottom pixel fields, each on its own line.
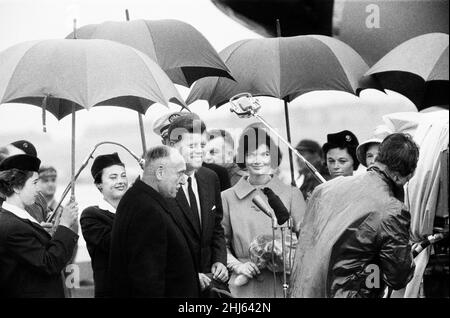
left=66, top=16, right=233, bottom=153
left=186, top=34, right=370, bottom=184
left=66, top=18, right=233, bottom=87
left=0, top=38, right=185, bottom=202
left=362, top=33, right=449, bottom=111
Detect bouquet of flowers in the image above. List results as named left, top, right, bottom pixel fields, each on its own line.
left=234, top=232, right=298, bottom=287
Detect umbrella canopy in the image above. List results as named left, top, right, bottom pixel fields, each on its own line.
left=66, top=19, right=233, bottom=87
left=363, top=33, right=449, bottom=111
left=0, top=38, right=186, bottom=204
left=186, top=35, right=370, bottom=107
left=0, top=38, right=185, bottom=119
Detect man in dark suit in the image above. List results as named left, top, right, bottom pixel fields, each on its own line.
left=108, top=146, right=199, bottom=298
left=152, top=111, right=231, bottom=191
left=166, top=114, right=228, bottom=295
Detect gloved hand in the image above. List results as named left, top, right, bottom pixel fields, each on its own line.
left=262, top=187, right=290, bottom=225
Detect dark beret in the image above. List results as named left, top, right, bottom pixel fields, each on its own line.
left=91, top=153, right=123, bottom=179
left=10, top=140, right=37, bottom=157
left=322, top=130, right=359, bottom=154
left=0, top=154, right=41, bottom=172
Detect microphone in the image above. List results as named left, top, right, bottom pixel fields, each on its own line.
left=252, top=195, right=275, bottom=220
left=262, top=188, right=290, bottom=225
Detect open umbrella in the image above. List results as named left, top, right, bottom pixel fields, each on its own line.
left=66, top=16, right=233, bottom=153
left=186, top=35, right=369, bottom=184
left=67, top=18, right=233, bottom=87
left=0, top=38, right=185, bottom=202
left=361, top=33, right=449, bottom=111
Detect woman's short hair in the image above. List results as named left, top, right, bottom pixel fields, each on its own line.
left=236, top=126, right=282, bottom=169
left=376, top=133, right=419, bottom=177
left=0, top=169, right=34, bottom=197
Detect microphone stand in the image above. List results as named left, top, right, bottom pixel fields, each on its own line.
left=229, top=93, right=326, bottom=184
left=264, top=210, right=292, bottom=298
left=46, top=141, right=145, bottom=223
left=276, top=218, right=292, bottom=298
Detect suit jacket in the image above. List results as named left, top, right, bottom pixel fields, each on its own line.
left=202, top=162, right=231, bottom=191
left=80, top=206, right=115, bottom=298
left=108, top=179, right=199, bottom=298
left=168, top=166, right=227, bottom=274
left=0, top=208, right=78, bottom=298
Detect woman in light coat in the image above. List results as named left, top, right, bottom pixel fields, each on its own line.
left=221, top=126, right=306, bottom=298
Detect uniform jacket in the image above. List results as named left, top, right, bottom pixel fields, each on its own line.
left=0, top=208, right=78, bottom=297
left=108, top=179, right=199, bottom=298
left=289, top=165, right=415, bottom=298
left=167, top=166, right=227, bottom=274
left=80, top=206, right=115, bottom=297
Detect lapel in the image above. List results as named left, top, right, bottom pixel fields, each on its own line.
left=195, top=168, right=212, bottom=238
left=176, top=187, right=201, bottom=238
left=1, top=208, right=51, bottom=240
left=97, top=208, right=116, bottom=225
left=134, top=179, right=192, bottom=235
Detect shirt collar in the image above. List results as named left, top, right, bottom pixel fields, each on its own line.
left=2, top=201, right=41, bottom=225
left=98, top=199, right=117, bottom=214
left=182, top=173, right=198, bottom=191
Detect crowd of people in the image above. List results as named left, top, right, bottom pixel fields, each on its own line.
left=0, top=110, right=423, bottom=298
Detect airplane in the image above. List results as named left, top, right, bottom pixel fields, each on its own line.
left=211, top=0, right=449, bottom=65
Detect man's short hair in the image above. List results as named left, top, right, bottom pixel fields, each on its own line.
left=376, top=133, right=419, bottom=177
left=39, top=166, right=57, bottom=179
left=296, top=139, right=323, bottom=158
left=208, top=129, right=235, bottom=149
left=144, top=145, right=172, bottom=169
left=167, top=113, right=206, bottom=143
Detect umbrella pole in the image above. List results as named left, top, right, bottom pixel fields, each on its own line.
left=276, top=19, right=296, bottom=187
left=70, top=19, right=77, bottom=202
left=70, top=104, right=76, bottom=202
left=283, top=99, right=296, bottom=186
left=125, top=8, right=147, bottom=156
left=138, top=113, right=147, bottom=155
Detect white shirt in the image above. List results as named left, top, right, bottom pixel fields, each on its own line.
left=2, top=201, right=41, bottom=225
left=98, top=199, right=117, bottom=214
left=181, top=172, right=202, bottom=224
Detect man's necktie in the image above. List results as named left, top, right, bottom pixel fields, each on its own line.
left=188, top=176, right=201, bottom=231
